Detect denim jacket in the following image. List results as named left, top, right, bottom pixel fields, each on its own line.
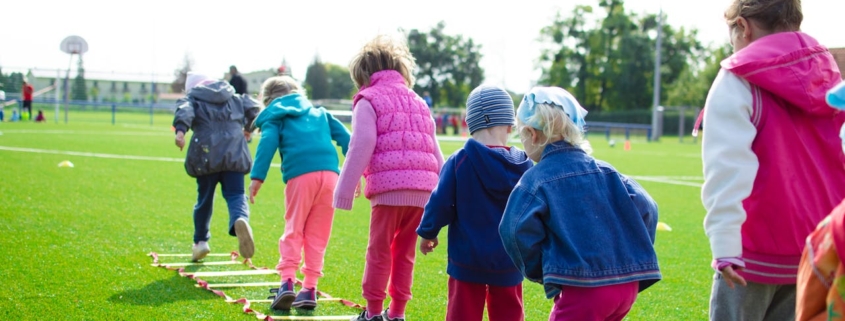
left=500, top=141, right=661, bottom=298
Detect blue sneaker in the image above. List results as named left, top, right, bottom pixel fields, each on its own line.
left=291, top=287, right=317, bottom=310
left=270, top=279, right=295, bottom=310
left=382, top=309, right=405, bottom=321
left=350, top=310, right=384, bottom=321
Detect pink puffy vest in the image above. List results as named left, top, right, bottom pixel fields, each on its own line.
left=352, top=70, right=440, bottom=197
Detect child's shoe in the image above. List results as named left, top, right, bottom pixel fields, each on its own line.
left=270, top=278, right=295, bottom=310
left=191, top=241, right=210, bottom=262
left=233, top=218, right=254, bottom=259
left=350, top=310, right=384, bottom=321
left=291, top=287, right=317, bottom=310
left=381, top=309, right=405, bottom=321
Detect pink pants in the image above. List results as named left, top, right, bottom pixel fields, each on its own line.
left=549, top=282, right=639, bottom=321
left=362, top=205, right=423, bottom=315
left=447, top=277, right=524, bottom=321
left=275, top=171, right=337, bottom=289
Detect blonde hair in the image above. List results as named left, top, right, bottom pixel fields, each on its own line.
left=349, top=34, right=416, bottom=89
left=519, top=103, right=592, bottom=154
left=725, top=0, right=802, bottom=31
left=259, top=76, right=302, bottom=106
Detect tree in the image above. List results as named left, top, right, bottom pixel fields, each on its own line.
left=407, top=21, right=484, bottom=107
left=537, top=0, right=703, bottom=112
left=665, top=43, right=731, bottom=108
left=171, top=53, right=193, bottom=93
left=305, top=56, right=329, bottom=100
left=325, top=63, right=355, bottom=99
left=1, top=70, right=24, bottom=94
left=71, top=56, right=88, bottom=101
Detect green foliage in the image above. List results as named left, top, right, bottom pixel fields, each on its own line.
left=2, top=71, right=24, bottom=94
left=665, top=43, right=732, bottom=108
left=305, top=56, right=329, bottom=100
left=538, top=0, right=704, bottom=111
left=325, top=63, right=355, bottom=99
left=72, top=57, right=88, bottom=101
left=407, top=21, right=484, bottom=107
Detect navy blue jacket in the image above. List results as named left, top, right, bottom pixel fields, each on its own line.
left=500, top=141, right=661, bottom=298
left=417, top=138, right=533, bottom=286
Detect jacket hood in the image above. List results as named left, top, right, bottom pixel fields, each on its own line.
left=465, top=139, right=532, bottom=196
left=722, top=32, right=842, bottom=117
left=187, top=80, right=234, bottom=104
left=254, top=93, right=312, bottom=128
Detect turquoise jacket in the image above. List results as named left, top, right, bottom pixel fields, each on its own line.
left=250, top=93, right=350, bottom=183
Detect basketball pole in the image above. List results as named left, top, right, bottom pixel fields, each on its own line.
left=650, top=6, right=664, bottom=142
left=54, top=69, right=60, bottom=123
left=64, top=53, right=74, bottom=124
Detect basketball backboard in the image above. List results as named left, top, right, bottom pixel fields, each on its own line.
left=60, top=35, right=88, bottom=55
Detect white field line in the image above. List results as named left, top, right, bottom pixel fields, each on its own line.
left=0, top=145, right=282, bottom=168
left=0, top=129, right=171, bottom=136
left=1, top=145, right=702, bottom=188
left=628, top=175, right=702, bottom=188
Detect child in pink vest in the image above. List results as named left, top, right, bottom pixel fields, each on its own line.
left=334, top=35, right=444, bottom=321
left=702, top=1, right=845, bottom=319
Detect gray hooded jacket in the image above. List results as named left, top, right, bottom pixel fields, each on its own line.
left=172, top=81, right=260, bottom=177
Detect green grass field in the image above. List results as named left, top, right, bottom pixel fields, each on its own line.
left=0, top=110, right=711, bottom=320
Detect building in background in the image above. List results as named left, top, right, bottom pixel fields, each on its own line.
left=26, top=68, right=169, bottom=104
left=831, top=48, right=845, bottom=75
left=223, top=60, right=294, bottom=96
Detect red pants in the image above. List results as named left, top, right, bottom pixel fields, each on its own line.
left=549, top=282, right=639, bottom=321
left=447, top=277, right=524, bottom=321
left=275, top=171, right=337, bottom=289
left=362, top=205, right=423, bottom=314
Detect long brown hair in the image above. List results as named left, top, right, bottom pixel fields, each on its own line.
left=725, top=0, right=802, bottom=31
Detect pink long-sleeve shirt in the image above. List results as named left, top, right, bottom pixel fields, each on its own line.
left=333, top=99, right=445, bottom=210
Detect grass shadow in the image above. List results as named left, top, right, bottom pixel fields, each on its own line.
left=108, top=274, right=217, bottom=306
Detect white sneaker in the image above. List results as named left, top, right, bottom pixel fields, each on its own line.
left=192, top=241, right=210, bottom=262
left=234, top=218, right=254, bottom=259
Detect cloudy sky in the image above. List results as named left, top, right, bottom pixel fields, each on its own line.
left=1, top=0, right=842, bottom=93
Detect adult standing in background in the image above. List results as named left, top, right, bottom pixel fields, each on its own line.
left=229, top=65, right=248, bottom=95
left=22, top=80, right=33, bottom=120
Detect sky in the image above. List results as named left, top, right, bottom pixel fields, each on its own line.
left=1, top=0, right=843, bottom=93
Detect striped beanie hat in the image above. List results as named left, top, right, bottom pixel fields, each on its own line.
left=465, top=85, right=515, bottom=134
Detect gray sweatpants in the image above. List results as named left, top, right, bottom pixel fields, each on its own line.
left=709, top=273, right=796, bottom=321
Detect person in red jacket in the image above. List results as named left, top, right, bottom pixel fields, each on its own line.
left=22, top=81, right=33, bottom=120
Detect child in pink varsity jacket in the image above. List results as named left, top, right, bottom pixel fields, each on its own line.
left=701, top=0, right=845, bottom=320
left=334, top=35, right=444, bottom=321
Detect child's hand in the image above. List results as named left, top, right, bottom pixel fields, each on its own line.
left=354, top=179, right=363, bottom=198
left=719, top=266, right=747, bottom=288
left=248, top=180, right=262, bottom=204
left=175, top=132, right=186, bottom=151
left=420, top=237, right=438, bottom=255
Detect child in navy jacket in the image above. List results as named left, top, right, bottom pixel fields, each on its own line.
left=417, top=85, right=533, bottom=321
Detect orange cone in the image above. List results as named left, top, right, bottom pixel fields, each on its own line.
left=623, top=140, right=631, bottom=151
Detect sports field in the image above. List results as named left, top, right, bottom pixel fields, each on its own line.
left=0, top=110, right=711, bottom=320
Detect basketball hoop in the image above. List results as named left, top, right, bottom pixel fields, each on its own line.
left=58, top=35, right=89, bottom=124
left=60, top=35, right=88, bottom=55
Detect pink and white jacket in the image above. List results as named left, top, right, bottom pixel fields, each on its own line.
left=702, top=32, right=845, bottom=284
left=333, top=70, right=444, bottom=210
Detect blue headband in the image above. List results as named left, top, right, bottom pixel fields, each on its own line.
left=517, top=86, right=588, bottom=132
left=829, top=82, right=845, bottom=110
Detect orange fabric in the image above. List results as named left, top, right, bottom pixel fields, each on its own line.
left=797, top=200, right=845, bottom=321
